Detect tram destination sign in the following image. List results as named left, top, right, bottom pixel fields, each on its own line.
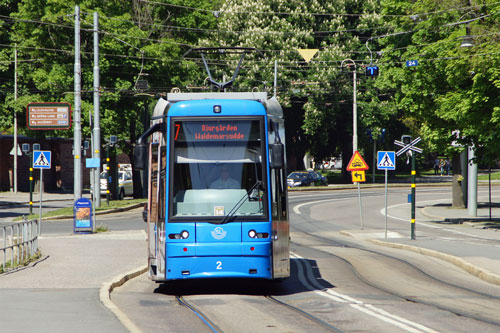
left=27, top=102, right=72, bottom=130
left=175, top=120, right=256, bottom=142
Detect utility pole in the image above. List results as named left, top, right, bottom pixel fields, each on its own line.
left=341, top=59, right=357, bottom=153
left=74, top=5, right=82, bottom=200
left=468, top=145, right=477, bottom=216
left=93, top=12, right=101, bottom=208
left=13, top=45, right=18, bottom=193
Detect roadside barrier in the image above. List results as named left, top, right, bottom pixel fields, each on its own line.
left=1, top=218, right=39, bottom=272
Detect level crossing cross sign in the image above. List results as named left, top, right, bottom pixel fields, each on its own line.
left=395, top=137, right=423, bottom=156
left=377, top=151, right=396, bottom=170
left=33, top=150, right=51, bottom=169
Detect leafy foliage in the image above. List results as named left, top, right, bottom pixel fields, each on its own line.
left=1, top=0, right=500, bottom=171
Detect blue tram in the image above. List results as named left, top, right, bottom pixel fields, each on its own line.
left=134, top=92, right=289, bottom=281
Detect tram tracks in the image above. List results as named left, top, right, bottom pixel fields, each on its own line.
left=176, top=295, right=222, bottom=333
left=290, top=226, right=500, bottom=329
left=176, top=292, right=343, bottom=333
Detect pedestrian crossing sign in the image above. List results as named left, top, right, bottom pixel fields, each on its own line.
left=377, top=151, right=396, bottom=170
left=33, top=150, right=52, bottom=169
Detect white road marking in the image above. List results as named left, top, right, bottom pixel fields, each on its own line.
left=292, top=197, right=352, bottom=215
left=291, top=252, right=437, bottom=332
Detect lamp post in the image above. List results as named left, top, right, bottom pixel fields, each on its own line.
left=459, top=27, right=477, bottom=216
left=341, top=59, right=357, bottom=153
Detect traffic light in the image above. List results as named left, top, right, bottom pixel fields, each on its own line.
left=366, top=66, right=379, bottom=77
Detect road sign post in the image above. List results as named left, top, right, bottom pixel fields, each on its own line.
left=377, top=151, right=396, bottom=239
left=86, top=158, right=100, bottom=233
left=347, top=151, right=369, bottom=230
left=395, top=137, right=423, bottom=240
left=33, top=150, right=51, bottom=235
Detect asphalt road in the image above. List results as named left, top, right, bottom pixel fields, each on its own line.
left=110, top=187, right=500, bottom=332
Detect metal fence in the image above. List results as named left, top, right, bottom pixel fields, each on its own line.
left=1, top=219, right=39, bottom=272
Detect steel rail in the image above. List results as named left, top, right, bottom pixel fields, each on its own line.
left=176, top=295, right=223, bottom=333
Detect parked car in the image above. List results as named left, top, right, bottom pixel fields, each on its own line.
left=308, top=170, right=328, bottom=186
left=287, top=170, right=328, bottom=188
left=100, top=169, right=134, bottom=199
left=287, top=171, right=312, bottom=187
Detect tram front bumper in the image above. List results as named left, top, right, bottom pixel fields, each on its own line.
left=165, top=255, right=272, bottom=280
left=165, top=241, right=272, bottom=280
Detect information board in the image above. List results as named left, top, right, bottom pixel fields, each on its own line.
left=27, top=102, right=71, bottom=130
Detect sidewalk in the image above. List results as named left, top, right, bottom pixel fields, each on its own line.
left=0, top=191, right=146, bottom=333
left=0, top=190, right=76, bottom=205
left=343, top=199, right=500, bottom=285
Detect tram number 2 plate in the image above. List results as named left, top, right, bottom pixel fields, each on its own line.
left=216, top=261, right=222, bottom=270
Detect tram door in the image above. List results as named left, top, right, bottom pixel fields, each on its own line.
left=148, top=142, right=166, bottom=277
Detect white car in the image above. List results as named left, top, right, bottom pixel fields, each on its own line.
left=100, top=170, right=133, bottom=199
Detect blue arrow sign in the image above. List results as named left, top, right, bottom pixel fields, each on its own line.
left=377, top=151, right=396, bottom=170
left=33, top=150, right=51, bottom=169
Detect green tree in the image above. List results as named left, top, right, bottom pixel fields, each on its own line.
left=198, top=0, right=394, bottom=176
left=0, top=0, right=216, bottom=147
left=378, top=0, right=500, bottom=205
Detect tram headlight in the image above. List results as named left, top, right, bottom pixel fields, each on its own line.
left=181, top=230, right=189, bottom=239
left=248, top=230, right=269, bottom=239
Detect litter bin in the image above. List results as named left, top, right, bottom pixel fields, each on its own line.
left=74, top=198, right=93, bottom=233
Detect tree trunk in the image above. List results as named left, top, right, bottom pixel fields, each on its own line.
left=452, top=154, right=465, bottom=208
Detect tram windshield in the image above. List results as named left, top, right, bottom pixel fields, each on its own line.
left=171, top=118, right=267, bottom=221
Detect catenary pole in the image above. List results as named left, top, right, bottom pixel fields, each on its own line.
left=342, top=59, right=362, bottom=228
left=13, top=45, right=18, bottom=193
left=74, top=5, right=82, bottom=200
left=93, top=12, right=101, bottom=209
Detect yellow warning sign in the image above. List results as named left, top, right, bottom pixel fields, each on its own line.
left=351, top=170, right=366, bottom=183
left=346, top=150, right=369, bottom=171
left=297, top=49, right=319, bottom=63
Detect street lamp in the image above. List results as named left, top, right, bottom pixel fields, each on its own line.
left=341, top=59, right=358, bottom=153
left=457, top=25, right=477, bottom=216
left=461, top=26, right=474, bottom=48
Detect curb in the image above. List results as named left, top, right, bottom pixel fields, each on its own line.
left=368, top=238, right=500, bottom=286
left=32, top=202, right=146, bottom=221
left=289, top=182, right=450, bottom=192
left=99, top=265, right=148, bottom=333
left=421, top=206, right=500, bottom=225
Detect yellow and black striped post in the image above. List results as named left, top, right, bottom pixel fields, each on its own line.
left=106, top=154, right=110, bottom=206
left=29, top=163, right=33, bottom=215
left=411, top=153, right=416, bottom=240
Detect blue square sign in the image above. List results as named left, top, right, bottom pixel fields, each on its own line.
left=33, top=151, right=52, bottom=169
left=377, top=151, right=396, bottom=170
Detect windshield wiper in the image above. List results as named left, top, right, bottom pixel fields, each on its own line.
left=217, top=181, right=262, bottom=225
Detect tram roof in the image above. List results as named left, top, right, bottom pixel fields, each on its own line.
left=167, top=92, right=267, bottom=102
left=162, top=92, right=283, bottom=118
